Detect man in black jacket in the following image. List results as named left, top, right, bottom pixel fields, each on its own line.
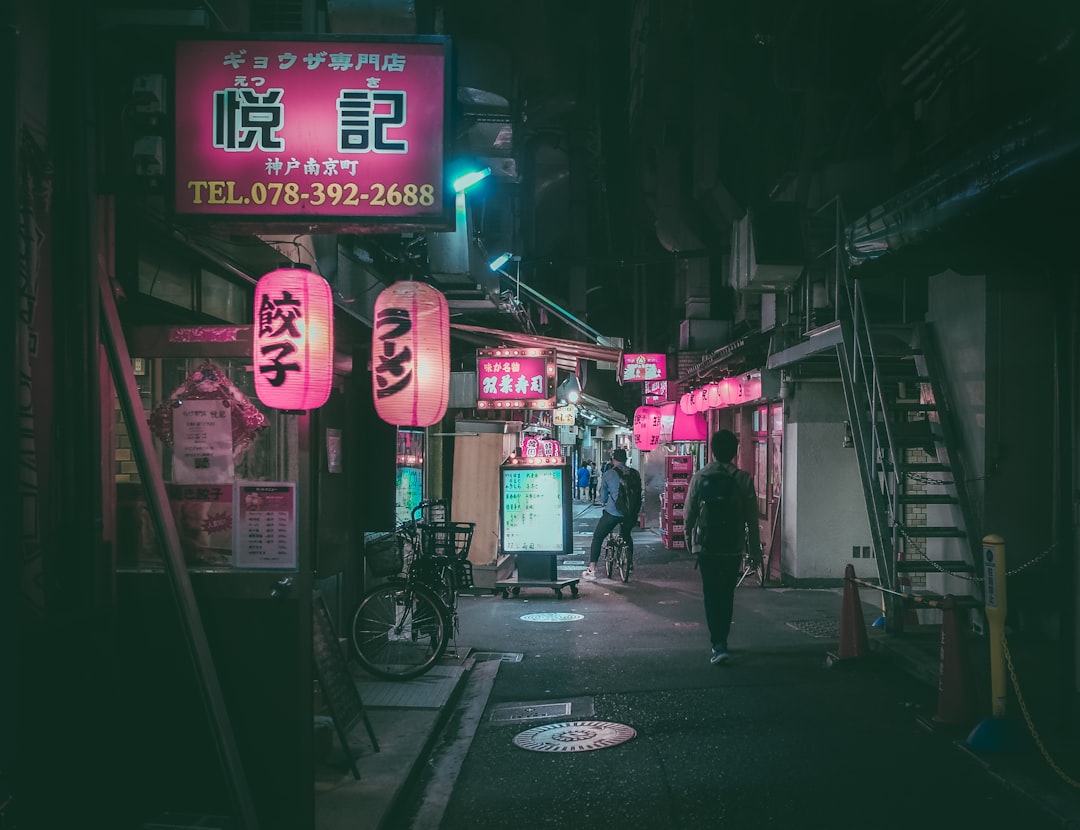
left=684, top=430, right=760, bottom=664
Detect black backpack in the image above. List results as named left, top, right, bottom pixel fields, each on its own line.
left=613, top=467, right=643, bottom=518
left=694, top=468, right=747, bottom=555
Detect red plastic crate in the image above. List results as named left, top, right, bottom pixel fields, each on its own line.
left=664, top=501, right=685, bottom=520
left=666, top=455, right=694, bottom=475
left=665, top=482, right=688, bottom=500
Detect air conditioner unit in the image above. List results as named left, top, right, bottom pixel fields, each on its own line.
left=731, top=203, right=806, bottom=293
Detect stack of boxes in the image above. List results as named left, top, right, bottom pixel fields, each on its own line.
left=659, top=454, right=694, bottom=549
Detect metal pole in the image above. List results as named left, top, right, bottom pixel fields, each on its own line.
left=98, top=270, right=260, bottom=829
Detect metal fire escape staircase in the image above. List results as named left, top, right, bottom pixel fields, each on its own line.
left=809, top=200, right=982, bottom=633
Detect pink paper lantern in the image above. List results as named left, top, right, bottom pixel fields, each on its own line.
left=372, top=281, right=450, bottom=427
left=253, top=265, right=334, bottom=410
left=706, top=383, right=722, bottom=409
left=679, top=392, right=695, bottom=415
left=693, top=388, right=709, bottom=413
left=634, top=405, right=662, bottom=451
left=713, top=377, right=735, bottom=406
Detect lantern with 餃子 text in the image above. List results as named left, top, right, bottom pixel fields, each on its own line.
left=372, top=280, right=450, bottom=427
left=253, top=264, right=334, bottom=410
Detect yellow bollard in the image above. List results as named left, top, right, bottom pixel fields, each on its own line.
left=982, top=535, right=1008, bottom=718
left=967, top=534, right=1018, bottom=751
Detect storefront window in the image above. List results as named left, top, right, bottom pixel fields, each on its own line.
left=116, top=356, right=299, bottom=571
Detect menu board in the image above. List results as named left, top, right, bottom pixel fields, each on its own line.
left=500, top=464, right=570, bottom=555
left=233, top=482, right=298, bottom=569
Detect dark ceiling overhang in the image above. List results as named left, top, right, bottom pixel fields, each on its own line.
left=845, top=81, right=1080, bottom=271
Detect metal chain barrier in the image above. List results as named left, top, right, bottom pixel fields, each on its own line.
left=895, top=524, right=1056, bottom=583
left=1003, top=634, right=1080, bottom=789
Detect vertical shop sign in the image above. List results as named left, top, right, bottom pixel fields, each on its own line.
left=234, top=482, right=298, bottom=569
left=174, top=36, right=452, bottom=228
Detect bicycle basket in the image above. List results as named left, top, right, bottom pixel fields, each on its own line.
left=364, top=533, right=404, bottom=577
left=421, top=521, right=475, bottom=560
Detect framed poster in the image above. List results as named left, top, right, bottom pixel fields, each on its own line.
left=233, top=482, right=298, bottom=569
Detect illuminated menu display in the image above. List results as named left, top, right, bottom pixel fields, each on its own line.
left=501, top=467, right=566, bottom=554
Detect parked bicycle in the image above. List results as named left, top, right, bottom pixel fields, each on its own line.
left=602, top=532, right=631, bottom=583
left=350, top=500, right=475, bottom=680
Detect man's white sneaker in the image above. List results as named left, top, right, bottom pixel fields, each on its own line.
left=581, top=569, right=597, bottom=581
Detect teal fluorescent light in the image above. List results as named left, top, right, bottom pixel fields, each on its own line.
left=488, top=252, right=512, bottom=271
left=452, top=166, right=491, bottom=193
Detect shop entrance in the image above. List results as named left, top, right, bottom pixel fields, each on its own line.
left=109, top=322, right=313, bottom=827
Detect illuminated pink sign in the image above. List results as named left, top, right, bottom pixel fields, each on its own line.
left=622, top=353, right=667, bottom=382
left=476, top=348, right=556, bottom=410
left=174, top=37, right=451, bottom=226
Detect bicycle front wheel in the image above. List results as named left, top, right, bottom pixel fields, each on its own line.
left=351, top=579, right=448, bottom=680
left=604, top=540, right=615, bottom=578
left=618, top=541, right=630, bottom=583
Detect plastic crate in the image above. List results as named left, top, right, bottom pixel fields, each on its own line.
left=661, top=520, right=685, bottom=536
left=664, top=482, right=688, bottom=500
left=664, top=501, right=685, bottom=520
left=666, top=455, right=694, bottom=475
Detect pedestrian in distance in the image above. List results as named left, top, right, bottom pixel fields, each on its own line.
left=684, top=429, right=760, bottom=665
left=576, top=460, right=591, bottom=501
left=587, top=461, right=598, bottom=503
left=583, top=448, right=640, bottom=580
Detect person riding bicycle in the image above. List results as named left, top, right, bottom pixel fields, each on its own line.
left=583, top=448, right=636, bottom=580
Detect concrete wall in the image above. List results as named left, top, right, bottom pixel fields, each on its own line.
left=783, top=381, right=873, bottom=585
left=925, top=271, right=987, bottom=596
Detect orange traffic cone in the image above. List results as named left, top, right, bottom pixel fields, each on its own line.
left=835, top=564, right=870, bottom=661
left=932, top=595, right=978, bottom=728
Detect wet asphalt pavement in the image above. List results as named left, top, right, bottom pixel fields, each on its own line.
left=386, top=508, right=1062, bottom=830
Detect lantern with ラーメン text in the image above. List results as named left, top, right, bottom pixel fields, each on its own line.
left=253, top=264, right=334, bottom=410
left=372, top=280, right=450, bottom=427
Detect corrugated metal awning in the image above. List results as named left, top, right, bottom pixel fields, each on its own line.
left=450, top=323, right=622, bottom=371
left=680, top=330, right=772, bottom=383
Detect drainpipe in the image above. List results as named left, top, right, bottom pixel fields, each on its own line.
left=845, top=82, right=1080, bottom=267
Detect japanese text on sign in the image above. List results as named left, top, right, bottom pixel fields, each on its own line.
left=501, top=468, right=566, bottom=553
left=174, top=37, right=449, bottom=221
left=373, top=305, right=413, bottom=400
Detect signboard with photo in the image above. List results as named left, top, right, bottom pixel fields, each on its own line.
left=621, top=353, right=667, bottom=382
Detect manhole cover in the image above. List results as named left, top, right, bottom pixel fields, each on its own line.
left=786, top=619, right=840, bottom=638
left=520, top=613, right=584, bottom=622
left=513, top=720, right=636, bottom=753
left=491, top=702, right=572, bottom=723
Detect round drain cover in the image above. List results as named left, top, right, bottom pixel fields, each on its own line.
left=520, top=612, right=584, bottom=623
left=513, top=720, right=636, bottom=753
